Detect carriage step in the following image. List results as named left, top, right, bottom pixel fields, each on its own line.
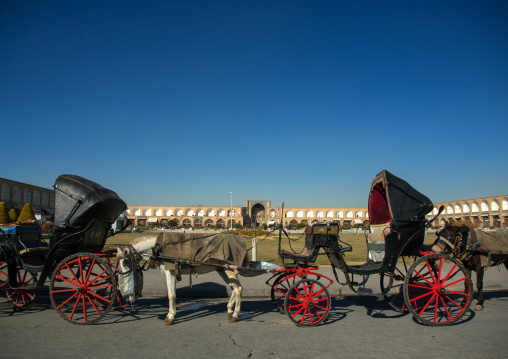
left=357, top=287, right=373, bottom=295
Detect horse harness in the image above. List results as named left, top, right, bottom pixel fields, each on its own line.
left=434, top=231, right=474, bottom=262
left=118, top=245, right=150, bottom=275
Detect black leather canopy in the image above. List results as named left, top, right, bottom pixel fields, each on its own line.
left=368, top=170, right=433, bottom=229
left=53, top=174, right=127, bottom=228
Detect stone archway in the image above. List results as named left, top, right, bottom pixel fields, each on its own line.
left=251, top=203, right=265, bottom=228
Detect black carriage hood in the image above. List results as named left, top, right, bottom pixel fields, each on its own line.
left=368, top=170, right=434, bottom=229
left=53, top=174, right=127, bottom=228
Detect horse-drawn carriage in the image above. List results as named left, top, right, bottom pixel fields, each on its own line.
left=266, top=170, right=474, bottom=326
left=0, top=175, right=127, bottom=324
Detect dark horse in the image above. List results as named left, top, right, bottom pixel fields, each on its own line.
left=434, top=223, right=508, bottom=311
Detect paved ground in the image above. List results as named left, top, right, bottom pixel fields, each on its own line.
left=0, top=264, right=506, bottom=359
left=1, top=290, right=507, bottom=359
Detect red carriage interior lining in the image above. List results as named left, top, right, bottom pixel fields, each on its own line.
left=369, top=182, right=392, bottom=225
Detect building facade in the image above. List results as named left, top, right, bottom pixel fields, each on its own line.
left=128, top=195, right=508, bottom=229
left=127, top=200, right=370, bottom=229
left=0, top=177, right=55, bottom=220
left=429, top=195, right=508, bottom=229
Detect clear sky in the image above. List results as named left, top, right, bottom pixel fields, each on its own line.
left=1, top=1, right=507, bottom=209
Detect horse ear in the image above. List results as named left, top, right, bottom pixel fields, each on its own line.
left=460, top=225, right=470, bottom=234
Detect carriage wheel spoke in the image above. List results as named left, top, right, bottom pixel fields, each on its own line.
left=425, top=261, right=438, bottom=284
left=417, top=293, right=436, bottom=316
left=413, top=268, right=434, bottom=287
left=441, top=264, right=459, bottom=283
left=54, top=273, right=80, bottom=287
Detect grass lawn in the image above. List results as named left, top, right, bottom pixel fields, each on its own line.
left=107, top=231, right=438, bottom=266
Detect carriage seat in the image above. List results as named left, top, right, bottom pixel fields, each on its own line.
left=365, top=224, right=390, bottom=263
left=19, top=246, right=50, bottom=255
left=279, top=248, right=318, bottom=264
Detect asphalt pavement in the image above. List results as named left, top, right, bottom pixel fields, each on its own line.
left=1, top=259, right=507, bottom=359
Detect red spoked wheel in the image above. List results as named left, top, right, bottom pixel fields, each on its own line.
left=284, top=278, right=331, bottom=327
left=270, top=271, right=297, bottom=312
left=50, top=253, right=117, bottom=324
left=6, top=269, right=38, bottom=308
left=403, top=253, right=472, bottom=326
left=0, top=254, right=38, bottom=307
left=380, top=256, right=411, bottom=313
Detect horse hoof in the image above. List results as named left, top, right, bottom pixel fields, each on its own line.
left=229, top=316, right=238, bottom=323
left=227, top=312, right=233, bottom=320
left=164, top=317, right=175, bottom=325
left=474, top=305, right=484, bottom=311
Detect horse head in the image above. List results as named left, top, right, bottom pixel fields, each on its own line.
left=433, top=222, right=470, bottom=256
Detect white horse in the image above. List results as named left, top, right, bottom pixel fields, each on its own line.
left=116, top=235, right=246, bottom=325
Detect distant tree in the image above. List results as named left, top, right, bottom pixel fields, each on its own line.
left=453, top=219, right=474, bottom=229
left=0, top=202, right=9, bottom=224
left=9, top=208, right=18, bottom=223
left=18, top=203, right=36, bottom=222
left=168, top=220, right=178, bottom=228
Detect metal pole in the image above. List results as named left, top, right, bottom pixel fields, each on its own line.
left=251, top=237, right=257, bottom=261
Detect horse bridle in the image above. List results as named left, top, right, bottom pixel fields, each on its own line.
left=434, top=230, right=462, bottom=258
left=117, top=245, right=145, bottom=275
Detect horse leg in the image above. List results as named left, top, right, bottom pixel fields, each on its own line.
left=218, top=269, right=243, bottom=322
left=161, top=265, right=177, bottom=325
left=474, top=266, right=485, bottom=311
left=461, top=267, right=473, bottom=308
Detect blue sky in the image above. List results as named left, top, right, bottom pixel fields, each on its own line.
left=1, top=1, right=507, bottom=208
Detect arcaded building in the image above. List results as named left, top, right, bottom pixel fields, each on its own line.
left=127, top=200, right=370, bottom=229
left=430, top=195, right=508, bottom=228
left=127, top=195, right=508, bottom=229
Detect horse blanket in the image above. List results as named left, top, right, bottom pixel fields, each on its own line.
left=470, top=229, right=508, bottom=267
left=155, top=232, right=250, bottom=271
